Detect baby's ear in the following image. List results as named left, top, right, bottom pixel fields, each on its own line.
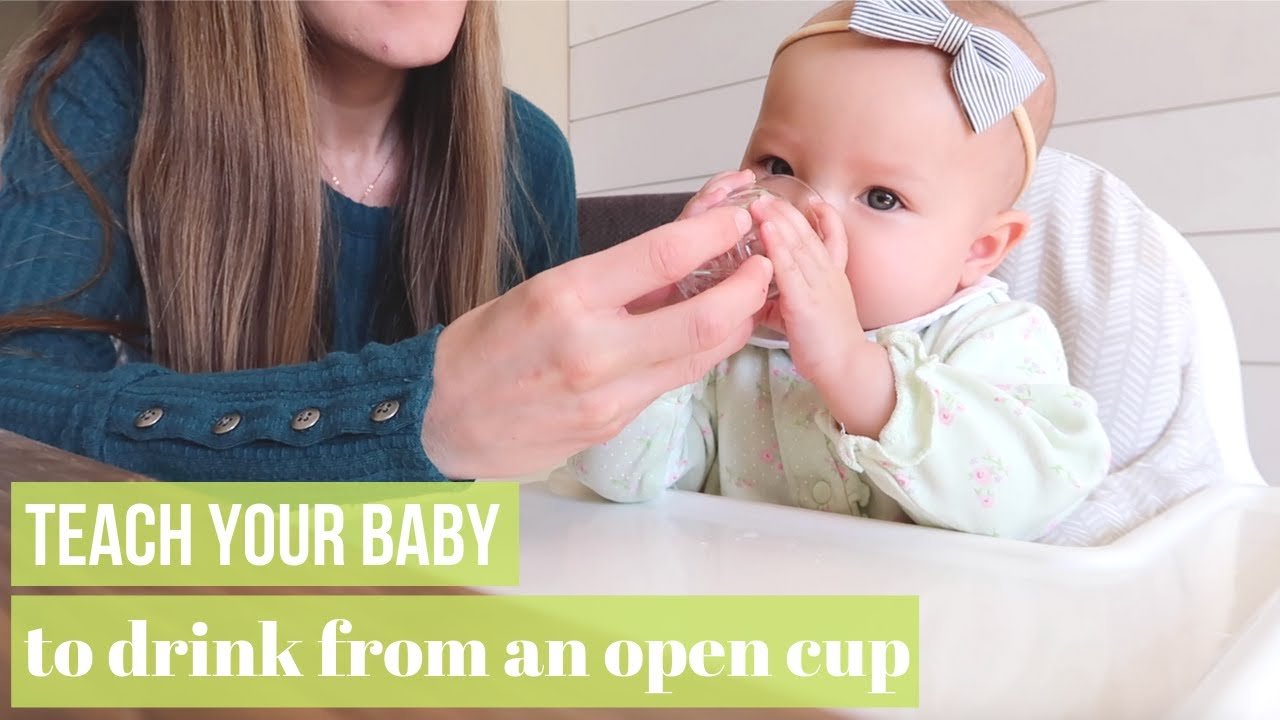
left=959, top=209, right=1030, bottom=288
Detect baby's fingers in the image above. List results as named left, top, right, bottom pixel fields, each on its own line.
left=757, top=209, right=806, bottom=299
left=813, top=201, right=848, bottom=270
left=752, top=196, right=828, bottom=284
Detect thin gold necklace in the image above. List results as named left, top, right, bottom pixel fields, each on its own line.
left=320, top=141, right=398, bottom=204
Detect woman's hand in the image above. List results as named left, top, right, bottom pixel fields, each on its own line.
left=423, top=206, right=774, bottom=479
left=626, top=169, right=757, bottom=315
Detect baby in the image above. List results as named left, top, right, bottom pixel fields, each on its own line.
left=567, top=0, right=1111, bottom=541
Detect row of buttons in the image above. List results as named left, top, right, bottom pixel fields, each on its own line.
left=133, top=399, right=402, bottom=434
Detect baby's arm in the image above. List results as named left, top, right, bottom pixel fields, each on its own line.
left=821, top=302, right=1110, bottom=540
left=568, top=378, right=716, bottom=503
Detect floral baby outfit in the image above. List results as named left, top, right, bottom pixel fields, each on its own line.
left=568, top=279, right=1111, bottom=541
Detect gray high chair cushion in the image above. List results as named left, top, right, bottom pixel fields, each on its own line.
left=576, top=147, right=1224, bottom=545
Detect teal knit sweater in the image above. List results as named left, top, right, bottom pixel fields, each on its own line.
left=0, top=34, right=579, bottom=481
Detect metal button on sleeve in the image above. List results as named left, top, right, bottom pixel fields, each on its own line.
left=134, top=407, right=164, bottom=428
left=212, top=412, right=242, bottom=435
left=370, top=399, right=400, bottom=423
left=291, top=408, right=321, bottom=431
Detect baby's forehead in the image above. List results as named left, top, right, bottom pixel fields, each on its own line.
left=757, top=39, right=1021, bottom=202
left=766, top=36, right=968, bottom=135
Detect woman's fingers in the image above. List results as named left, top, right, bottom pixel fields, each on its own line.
left=539, top=256, right=770, bottom=448
left=557, top=309, right=753, bottom=450
left=620, top=253, right=773, bottom=371
left=680, top=169, right=756, bottom=219
left=541, top=251, right=769, bottom=407
left=625, top=283, right=677, bottom=314
left=702, top=168, right=755, bottom=198
left=573, top=206, right=752, bottom=310
left=618, top=311, right=756, bottom=410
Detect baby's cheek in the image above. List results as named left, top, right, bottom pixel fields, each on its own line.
left=845, top=261, right=894, bottom=323
left=848, top=255, right=938, bottom=329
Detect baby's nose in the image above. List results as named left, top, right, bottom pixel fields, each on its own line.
left=803, top=185, right=847, bottom=217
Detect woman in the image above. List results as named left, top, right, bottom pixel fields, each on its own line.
left=0, top=1, right=773, bottom=481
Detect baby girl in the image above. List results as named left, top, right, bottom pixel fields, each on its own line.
left=567, top=0, right=1110, bottom=540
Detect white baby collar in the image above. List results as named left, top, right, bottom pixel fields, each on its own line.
left=746, top=276, right=1008, bottom=350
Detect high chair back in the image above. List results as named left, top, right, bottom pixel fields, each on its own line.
left=998, top=147, right=1262, bottom=487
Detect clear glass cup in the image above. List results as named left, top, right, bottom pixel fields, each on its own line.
left=675, top=174, right=823, bottom=300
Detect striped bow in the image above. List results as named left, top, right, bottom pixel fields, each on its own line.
left=848, top=0, right=1044, bottom=133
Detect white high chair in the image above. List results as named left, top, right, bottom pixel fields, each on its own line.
left=1164, top=215, right=1266, bottom=487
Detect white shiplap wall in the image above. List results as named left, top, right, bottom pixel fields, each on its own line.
left=567, top=0, right=1280, bottom=483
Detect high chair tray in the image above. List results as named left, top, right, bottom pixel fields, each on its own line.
left=492, top=475, right=1280, bottom=719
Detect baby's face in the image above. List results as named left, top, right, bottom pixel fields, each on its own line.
left=742, top=34, right=1025, bottom=330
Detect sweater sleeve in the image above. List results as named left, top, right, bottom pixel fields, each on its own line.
left=0, top=35, right=448, bottom=482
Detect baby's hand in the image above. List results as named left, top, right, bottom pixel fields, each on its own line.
left=753, top=196, right=865, bottom=386
left=677, top=169, right=756, bottom=220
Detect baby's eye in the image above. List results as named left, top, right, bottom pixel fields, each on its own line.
left=861, top=187, right=902, bottom=211
left=761, top=156, right=794, bottom=177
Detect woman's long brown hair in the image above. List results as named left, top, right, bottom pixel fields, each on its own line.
left=0, top=1, right=516, bottom=374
